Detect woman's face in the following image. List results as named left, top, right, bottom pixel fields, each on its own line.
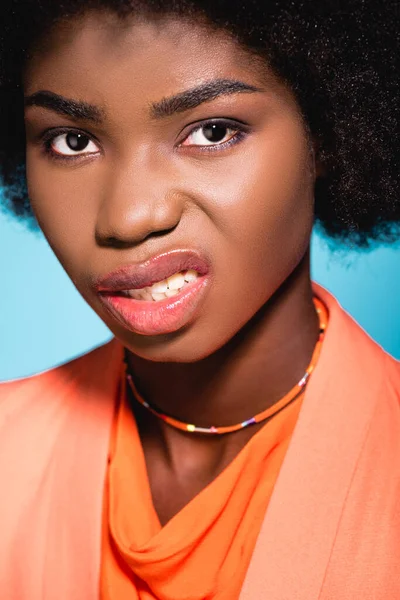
left=24, top=11, right=316, bottom=362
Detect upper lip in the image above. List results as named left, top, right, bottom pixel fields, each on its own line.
left=94, top=249, right=210, bottom=292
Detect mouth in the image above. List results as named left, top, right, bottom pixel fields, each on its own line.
left=95, top=249, right=211, bottom=336
left=112, top=268, right=200, bottom=302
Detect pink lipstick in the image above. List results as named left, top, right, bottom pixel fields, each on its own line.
left=95, top=249, right=211, bottom=336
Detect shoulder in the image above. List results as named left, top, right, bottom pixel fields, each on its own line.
left=383, top=351, right=400, bottom=403
left=313, top=282, right=400, bottom=401
left=0, top=340, right=122, bottom=576
left=0, top=338, right=122, bottom=409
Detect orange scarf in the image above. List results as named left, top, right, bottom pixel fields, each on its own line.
left=101, top=385, right=304, bottom=599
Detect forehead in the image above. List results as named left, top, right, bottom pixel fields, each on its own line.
left=24, top=11, right=273, bottom=102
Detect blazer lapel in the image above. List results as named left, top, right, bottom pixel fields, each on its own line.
left=239, top=285, right=384, bottom=600
left=42, top=339, right=123, bottom=600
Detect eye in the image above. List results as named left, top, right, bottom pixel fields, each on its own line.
left=49, top=132, right=100, bottom=157
left=181, top=121, right=242, bottom=148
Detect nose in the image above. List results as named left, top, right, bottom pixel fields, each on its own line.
left=95, top=155, right=185, bottom=247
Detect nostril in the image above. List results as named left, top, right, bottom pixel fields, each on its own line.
left=96, top=223, right=179, bottom=248
left=95, top=234, right=132, bottom=249
left=151, top=224, right=179, bottom=238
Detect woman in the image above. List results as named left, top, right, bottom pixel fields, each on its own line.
left=0, top=1, right=399, bottom=598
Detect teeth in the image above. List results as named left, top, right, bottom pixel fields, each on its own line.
left=151, top=280, right=168, bottom=293
left=128, top=289, right=143, bottom=300
left=151, top=292, right=166, bottom=302
left=165, top=288, right=179, bottom=297
left=184, top=270, right=198, bottom=283
left=167, top=273, right=186, bottom=290
left=140, top=290, right=153, bottom=301
left=124, top=270, right=200, bottom=302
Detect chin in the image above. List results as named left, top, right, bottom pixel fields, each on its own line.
left=116, top=323, right=229, bottom=363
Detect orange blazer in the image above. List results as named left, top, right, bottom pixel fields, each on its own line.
left=1, top=284, right=400, bottom=599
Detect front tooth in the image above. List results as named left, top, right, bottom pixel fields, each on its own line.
left=167, top=272, right=186, bottom=290
left=165, top=289, right=179, bottom=297
left=151, top=280, right=168, bottom=293
left=184, top=270, right=199, bottom=283
left=151, top=292, right=166, bottom=301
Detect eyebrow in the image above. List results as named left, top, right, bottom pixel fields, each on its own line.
left=150, top=79, right=262, bottom=118
left=24, top=78, right=262, bottom=124
left=24, top=90, right=104, bottom=123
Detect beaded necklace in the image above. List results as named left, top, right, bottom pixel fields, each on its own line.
left=125, top=297, right=327, bottom=435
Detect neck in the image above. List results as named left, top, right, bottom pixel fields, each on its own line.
left=126, top=253, right=319, bottom=430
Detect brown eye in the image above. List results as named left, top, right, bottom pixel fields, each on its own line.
left=202, top=124, right=230, bottom=143
left=50, top=132, right=100, bottom=156
left=65, top=133, right=90, bottom=151
left=182, top=122, right=239, bottom=147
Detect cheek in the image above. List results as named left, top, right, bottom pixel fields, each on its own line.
left=26, top=151, right=100, bottom=278
left=195, top=119, right=314, bottom=296
left=170, top=124, right=315, bottom=356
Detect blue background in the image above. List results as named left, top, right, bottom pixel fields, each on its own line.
left=0, top=209, right=399, bottom=381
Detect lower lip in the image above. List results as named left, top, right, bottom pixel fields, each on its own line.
left=98, top=276, right=210, bottom=336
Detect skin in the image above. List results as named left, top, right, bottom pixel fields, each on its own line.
left=24, top=10, right=320, bottom=524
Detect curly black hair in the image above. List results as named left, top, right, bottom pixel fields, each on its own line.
left=0, top=0, right=399, bottom=246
